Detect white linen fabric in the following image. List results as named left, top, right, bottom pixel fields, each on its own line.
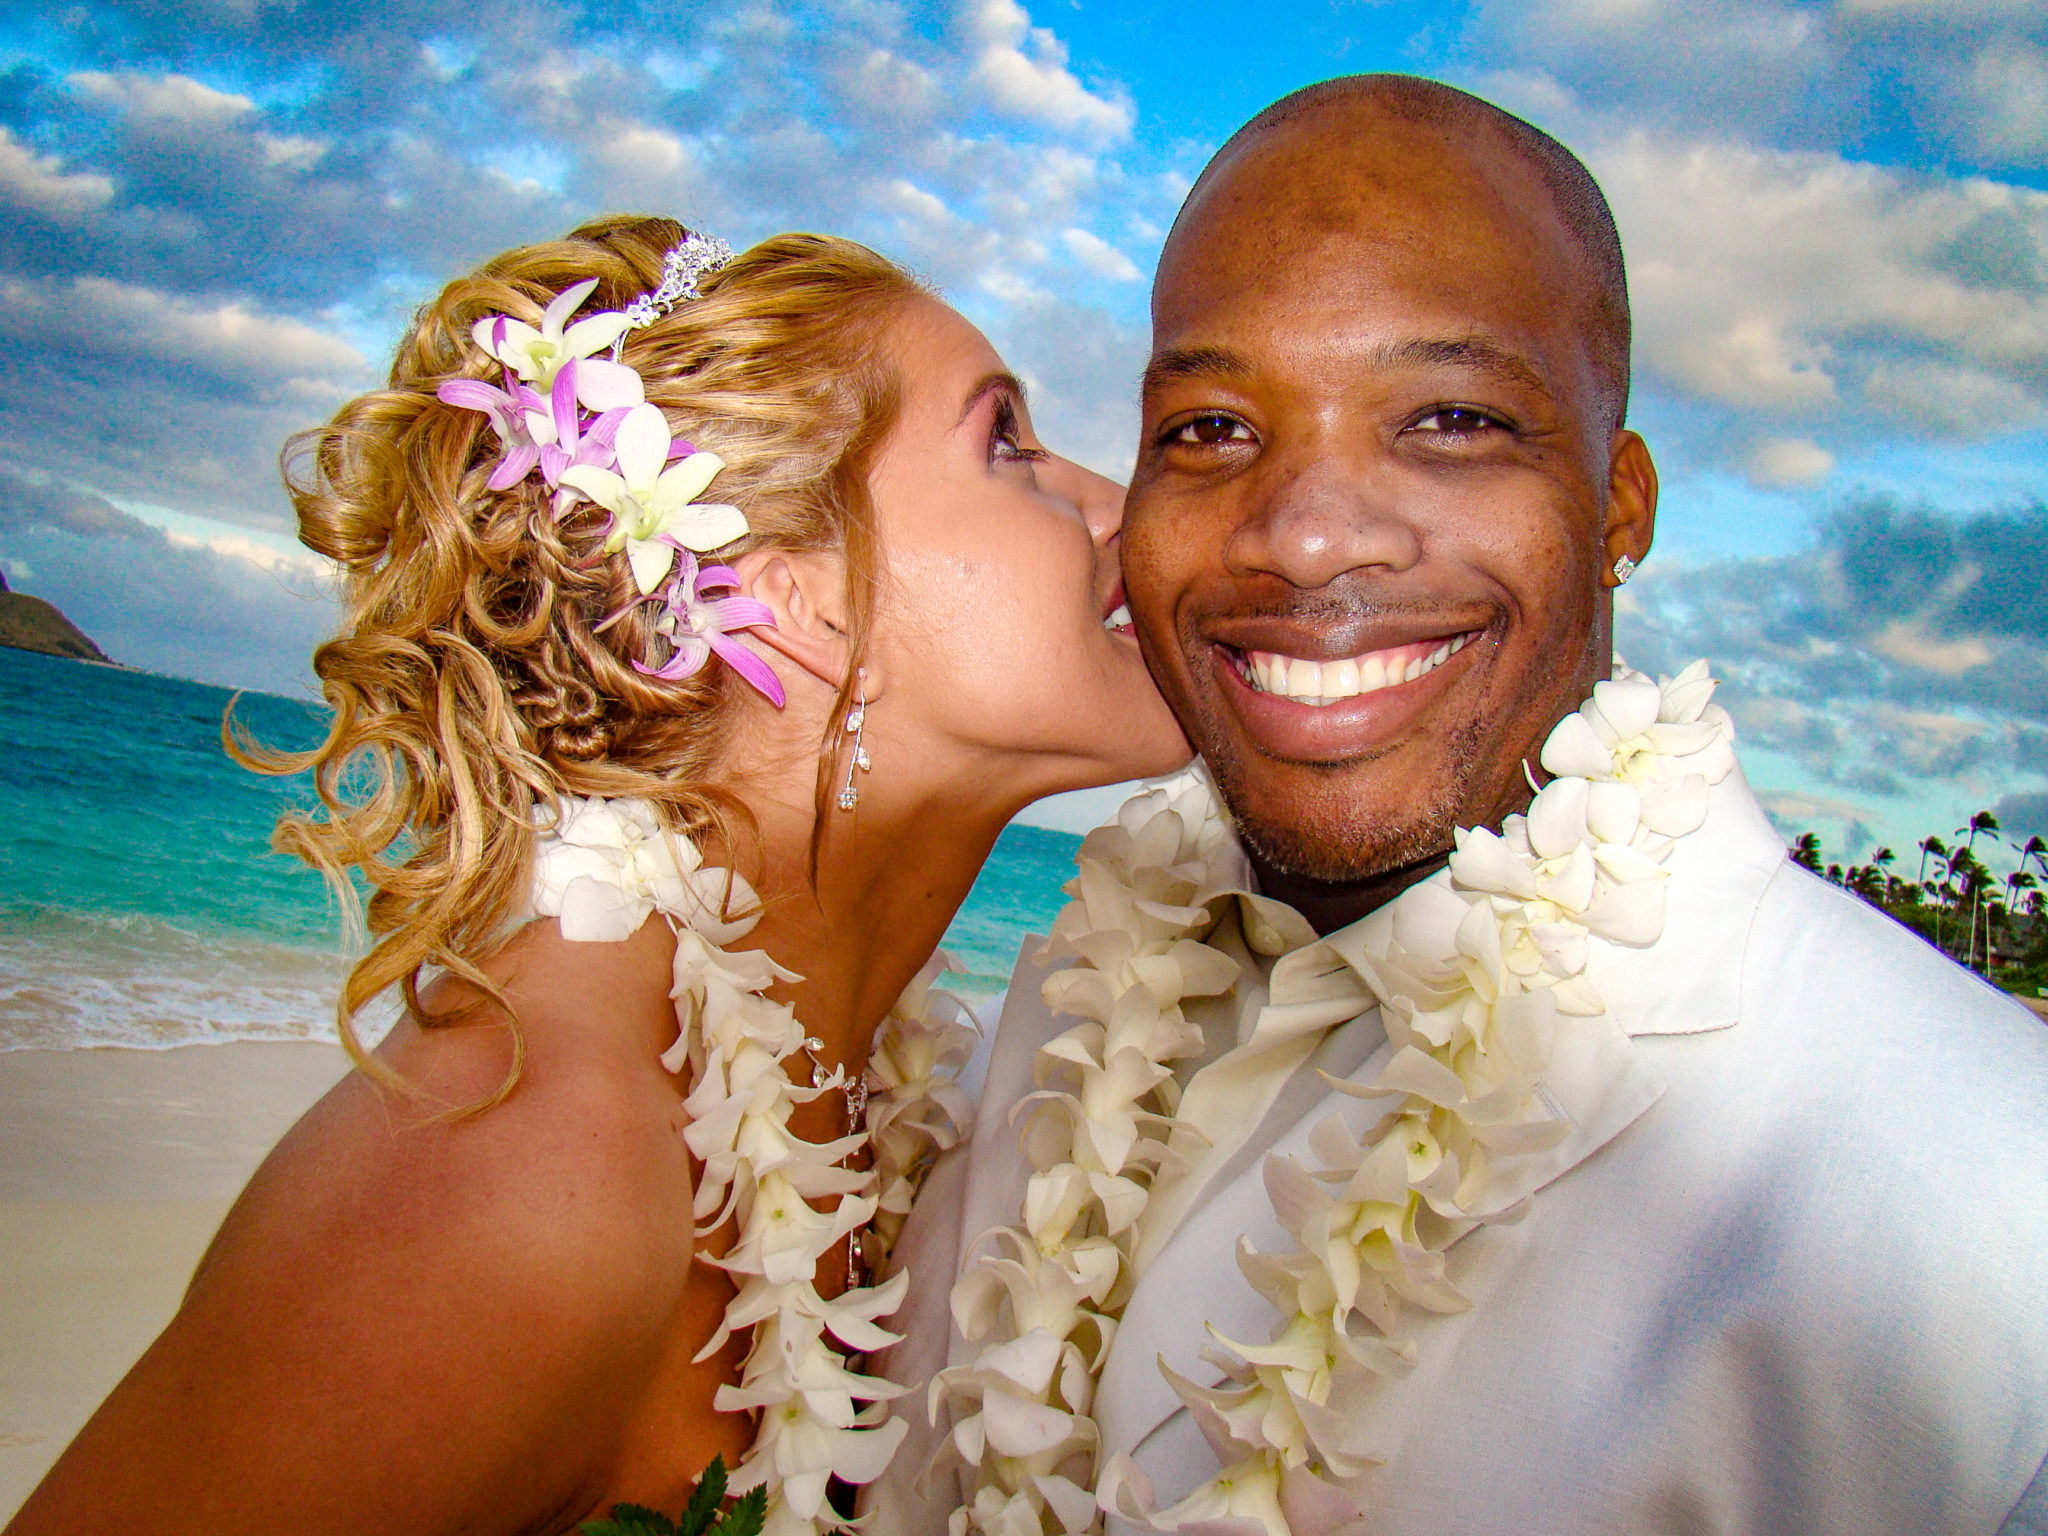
left=864, top=765, right=2048, bottom=1536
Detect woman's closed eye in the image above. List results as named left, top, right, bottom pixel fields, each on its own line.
left=992, top=395, right=1049, bottom=467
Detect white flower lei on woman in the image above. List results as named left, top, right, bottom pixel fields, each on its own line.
left=934, top=661, right=1736, bottom=1536
left=529, top=795, right=978, bottom=1536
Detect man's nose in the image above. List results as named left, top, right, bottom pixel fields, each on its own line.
left=1224, top=457, right=1424, bottom=589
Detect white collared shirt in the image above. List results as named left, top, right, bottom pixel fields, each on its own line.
left=867, top=767, right=2048, bottom=1536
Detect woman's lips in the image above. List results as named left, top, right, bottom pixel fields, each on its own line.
left=1210, top=627, right=1486, bottom=761
left=1102, top=579, right=1134, bottom=635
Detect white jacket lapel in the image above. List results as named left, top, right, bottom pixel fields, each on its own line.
left=1100, top=997, right=1666, bottom=1460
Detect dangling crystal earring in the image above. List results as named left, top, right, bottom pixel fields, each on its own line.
left=1611, top=553, right=1638, bottom=585
left=837, top=670, right=871, bottom=812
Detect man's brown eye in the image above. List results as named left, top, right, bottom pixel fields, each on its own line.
left=1175, top=414, right=1248, bottom=445
left=1413, top=406, right=1499, bottom=434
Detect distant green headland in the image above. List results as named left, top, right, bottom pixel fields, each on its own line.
left=0, top=570, right=115, bottom=665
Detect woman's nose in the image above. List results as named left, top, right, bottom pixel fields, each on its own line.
left=1069, top=462, right=1127, bottom=548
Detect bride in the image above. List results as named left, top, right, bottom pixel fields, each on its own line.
left=7, top=218, right=1187, bottom=1534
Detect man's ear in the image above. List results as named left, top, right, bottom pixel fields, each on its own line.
left=729, top=548, right=871, bottom=695
left=1602, top=429, right=1658, bottom=587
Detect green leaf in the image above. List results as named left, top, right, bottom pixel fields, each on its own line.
left=709, top=1485, right=768, bottom=1536
left=679, top=1456, right=730, bottom=1536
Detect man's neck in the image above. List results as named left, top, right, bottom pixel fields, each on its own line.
left=1251, top=846, right=1454, bottom=937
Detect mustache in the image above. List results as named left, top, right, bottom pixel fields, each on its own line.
left=1182, top=588, right=1496, bottom=632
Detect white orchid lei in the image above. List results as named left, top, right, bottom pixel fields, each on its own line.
left=935, top=661, right=1736, bottom=1536
left=530, top=794, right=977, bottom=1536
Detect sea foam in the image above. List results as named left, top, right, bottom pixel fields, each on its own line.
left=0, top=905, right=394, bottom=1052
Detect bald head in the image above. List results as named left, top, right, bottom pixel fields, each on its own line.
left=1168, top=74, right=1631, bottom=429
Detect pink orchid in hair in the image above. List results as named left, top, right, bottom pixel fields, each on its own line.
left=473, top=278, right=645, bottom=411
left=531, top=360, right=630, bottom=513
left=435, top=370, right=553, bottom=491
left=616, top=551, right=785, bottom=707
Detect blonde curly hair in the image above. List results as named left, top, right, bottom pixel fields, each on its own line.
left=232, top=216, right=928, bottom=1101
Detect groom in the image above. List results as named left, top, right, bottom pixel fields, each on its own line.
left=869, top=76, right=2048, bottom=1536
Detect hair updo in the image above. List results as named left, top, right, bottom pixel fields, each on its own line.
left=234, top=216, right=928, bottom=1095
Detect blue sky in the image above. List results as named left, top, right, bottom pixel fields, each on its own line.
left=1, top=0, right=2044, bottom=853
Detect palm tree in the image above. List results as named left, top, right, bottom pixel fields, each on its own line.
left=1952, top=849, right=1995, bottom=973
left=2006, top=870, right=2040, bottom=953
left=1956, top=811, right=2001, bottom=860
left=1792, top=832, right=1823, bottom=873
left=2016, top=834, right=2048, bottom=881
left=1918, top=835, right=1948, bottom=886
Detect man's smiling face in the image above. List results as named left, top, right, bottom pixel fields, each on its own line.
left=1124, top=92, right=1655, bottom=920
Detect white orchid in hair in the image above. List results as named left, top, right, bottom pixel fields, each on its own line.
left=473, top=277, right=645, bottom=411
left=562, top=403, right=750, bottom=594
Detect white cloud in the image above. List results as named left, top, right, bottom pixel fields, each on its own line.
left=1747, top=436, right=1836, bottom=486
left=1961, top=43, right=2048, bottom=162
left=591, top=122, right=699, bottom=206
left=0, top=128, right=114, bottom=220
left=1061, top=227, right=1142, bottom=282
left=1836, top=0, right=2037, bottom=17
left=1871, top=622, right=1996, bottom=676
left=964, top=0, right=1133, bottom=138
left=883, top=178, right=955, bottom=227
left=1859, top=357, right=2046, bottom=437
left=63, top=69, right=332, bottom=200
left=71, top=70, right=255, bottom=126
left=829, top=45, right=942, bottom=123
left=0, top=274, right=367, bottom=393
left=1476, top=0, right=2048, bottom=171
left=258, top=133, right=328, bottom=172
left=1584, top=128, right=2048, bottom=434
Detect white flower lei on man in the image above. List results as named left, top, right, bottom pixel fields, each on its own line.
left=530, top=795, right=978, bottom=1536
left=934, top=661, right=1736, bottom=1536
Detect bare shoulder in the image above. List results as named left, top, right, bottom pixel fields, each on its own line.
left=10, top=917, right=694, bottom=1535
left=223, top=913, right=692, bottom=1303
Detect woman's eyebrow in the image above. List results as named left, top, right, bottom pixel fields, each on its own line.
left=957, top=370, right=1026, bottom=426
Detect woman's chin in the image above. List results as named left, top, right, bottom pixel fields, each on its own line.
left=1093, top=699, right=1197, bottom=787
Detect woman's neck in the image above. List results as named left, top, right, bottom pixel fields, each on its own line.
left=722, top=762, right=1014, bottom=1081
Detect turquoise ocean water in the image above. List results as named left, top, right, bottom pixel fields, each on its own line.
left=0, top=646, right=1080, bottom=1051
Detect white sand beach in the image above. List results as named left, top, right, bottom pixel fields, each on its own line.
left=0, top=1042, right=350, bottom=1518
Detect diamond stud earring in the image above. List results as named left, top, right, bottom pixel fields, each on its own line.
left=837, top=670, right=870, bottom=811
left=1611, top=553, right=1638, bottom=585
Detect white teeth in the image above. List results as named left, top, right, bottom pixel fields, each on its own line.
left=1104, top=603, right=1132, bottom=631
left=1241, top=632, right=1474, bottom=705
